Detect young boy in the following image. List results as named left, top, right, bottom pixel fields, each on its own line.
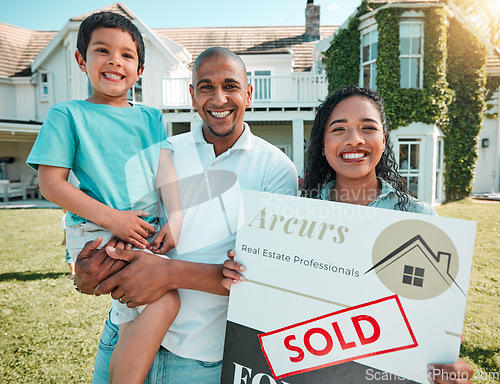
left=27, top=12, right=181, bottom=384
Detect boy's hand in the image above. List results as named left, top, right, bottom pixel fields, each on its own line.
left=107, top=210, right=155, bottom=250
left=150, top=222, right=178, bottom=254
left=221, top=250, right=246, bottom=291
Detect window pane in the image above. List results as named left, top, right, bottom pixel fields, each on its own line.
left=410, top=58, right=419, bottom=88
left=371, top=30, right=378, bottom=61
left=134, top=79, right=142, bottom=103
left=411, top=23, right=422, bottom=38
left=400, top=23, right=410, bottom=37
left=255, top=71, right=271, bottom=76
left=400, top=24, right=411, bottom=55
left=363, top=44, right=370, bottom=62
left=408, top=176, right=418, bottom=198
left=410, top=143, right=419, bottom=170
left=411, top=36, right=422, bottom=55
left=42, top=73, right=48, bottom=82
left=400, top=58, right=409, bottom=88
left=371, top=63, right=377, bottom=90
left=400, top=38, right=411, bottom=55
left=363, top=65, right=371, bottom=88
left=400, top=144, right=409, bottom=170
left=363, top=33, right=369, bottom=47
left=371, top=41, right=378, bottom=61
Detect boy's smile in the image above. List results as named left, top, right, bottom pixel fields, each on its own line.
left=75, top=27, right=144, bottom=107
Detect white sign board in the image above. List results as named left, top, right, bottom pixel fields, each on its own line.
left=221, top=190, right=476, bottom=384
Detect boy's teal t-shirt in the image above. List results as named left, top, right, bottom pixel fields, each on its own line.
left=27, top=100, right=173, bottom=226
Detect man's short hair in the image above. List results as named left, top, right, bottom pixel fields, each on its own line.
left=76, top=11, right=145, bottom=70
left=192, top=47, right=247, bottom=82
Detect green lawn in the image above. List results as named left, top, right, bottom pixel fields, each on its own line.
left=0, top=199, right=498, bottom=383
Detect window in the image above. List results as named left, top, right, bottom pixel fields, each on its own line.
left=248, top=71, right=271, bottom=101
left=400, top=21, right=423, bottom=89
left=399, top=138, right=421, bottom=198
left=402, top=265, right=425, bottom=287
left=39, top=72, right=50, bottom=101
left=434, top=138, right=444, bottom=202
left=127, top=78, right=143, bottom=103
left=87, top=78, right=93, bottom=98
left=361, top=28, right=378, bottom=90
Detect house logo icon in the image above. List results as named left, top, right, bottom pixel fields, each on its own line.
left=366, top=220, right=465, bottom=300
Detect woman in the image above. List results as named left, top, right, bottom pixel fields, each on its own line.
left=223, top=86, right=474, bottom=384
left=302, top=85, right=433, bottom=213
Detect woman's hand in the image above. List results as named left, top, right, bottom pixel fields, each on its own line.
left=428, top=358, right=474, bottom=383
left=221, top=250, right=246, bottom=291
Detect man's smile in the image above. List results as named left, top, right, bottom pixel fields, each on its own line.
left=209, top=110, right=232, bottom=119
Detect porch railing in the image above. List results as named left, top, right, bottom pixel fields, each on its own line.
left=161, top=73, right=328, bottom=108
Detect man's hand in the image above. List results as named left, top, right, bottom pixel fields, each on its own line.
left=94, top=247, right=175, bottom=307
left=73, top=237, right=129, bottom=294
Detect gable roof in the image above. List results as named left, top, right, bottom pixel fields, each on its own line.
left=70, top=2, right=136, bottom=22
left=0, top=23, right=56, bottom=77
left=155, top=26, right=338, bottom=72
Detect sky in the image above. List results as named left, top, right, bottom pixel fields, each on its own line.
left=0, top=0, right=360, bottom=31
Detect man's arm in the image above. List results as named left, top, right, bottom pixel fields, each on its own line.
left=93, top=247, right=228, bottom=307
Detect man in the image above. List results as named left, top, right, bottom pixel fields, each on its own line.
left=74, top=47, right=298, bottom=383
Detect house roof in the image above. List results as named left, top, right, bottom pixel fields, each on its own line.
left=155, top=26, right=338, bottom=72
left=70, top=2, right=136, bottom=22
left=1, top=1, right=499, bottom=78
left=486, top=55, right=500, bottom=75
left=0, top=23, right=56, bottom=77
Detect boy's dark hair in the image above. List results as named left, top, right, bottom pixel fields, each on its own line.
left=302, top=85, right=411, bottom=211
left=76, top=11, right=145, bottom=70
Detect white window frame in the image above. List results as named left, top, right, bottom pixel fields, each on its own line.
left=398, top=137, right=423, bottom=199
left=127, top=77, right=143, bottom=104
left=39, top=71, right=50, bottom=102
left=360, top=26, right=378, bottom=90
left=434, top=137, right=444, bottom=203
left=399, top=20, right=424, bottom=89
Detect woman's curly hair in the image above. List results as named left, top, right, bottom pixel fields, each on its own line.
left=302, top=86, right=410, bottom=211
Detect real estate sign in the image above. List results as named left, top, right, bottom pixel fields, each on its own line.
left=221, top=190, right=476, bottom=384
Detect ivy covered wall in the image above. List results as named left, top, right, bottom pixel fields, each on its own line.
left=445, top=18, right=487, bottom=200
left=324, top=1, right=491, bottom=202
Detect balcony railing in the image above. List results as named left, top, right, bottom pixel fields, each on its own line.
left=161, top=73, right=328, bottom=109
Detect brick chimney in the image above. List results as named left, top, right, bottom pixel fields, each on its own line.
left=304, top=0, right=320, bottom=42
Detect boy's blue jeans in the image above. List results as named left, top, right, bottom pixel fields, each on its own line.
left=92, top=311, right=222, bottom=384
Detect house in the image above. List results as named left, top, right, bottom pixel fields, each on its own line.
left=315, top=0, right=500, bottom=203
left=0, top=1, right=499, bottom=204
left=365, top=234, right=465, bottom=300
left=0, top=2, right=336, bottom=186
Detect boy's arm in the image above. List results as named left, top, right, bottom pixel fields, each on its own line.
left=38, top=165, right=155, bottom=249
left=151, top=149, right=183, bottom=254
